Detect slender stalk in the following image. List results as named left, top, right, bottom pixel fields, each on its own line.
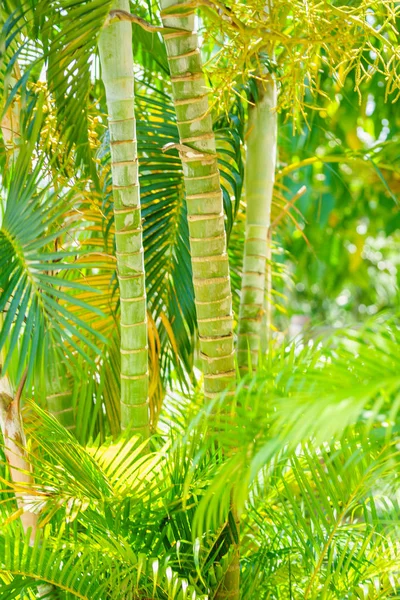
left=98, top=0, right=149, bottom=435
left=160, top=0, right=235, bottom=401
left=160, top=4, right=239, bottom=598
left=0, top=370, right=53, bottom=597
left=262, top=228, right=273, bottom=352
left=237, top=79, right=277, bottom=374
left=214, top=507, right=240, bottom=600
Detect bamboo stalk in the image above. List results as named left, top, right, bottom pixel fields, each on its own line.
left=160, top=3, right=239, bottom=598
left=98, top=0, right=149, bottom=435
left=237, top=78, right=277, bottom=374
left=160, top=0, right=236, bottom=401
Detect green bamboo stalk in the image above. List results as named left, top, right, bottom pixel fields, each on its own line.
left=98, top=0, right=149, bottom=435
left=160, top=0, right=235, bottom=401
left=237, top=79, right=277, bottom=374
left=160, top=4, right=239, bottom=599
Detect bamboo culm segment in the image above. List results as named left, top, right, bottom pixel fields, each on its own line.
left=237, top=80, right=277, bottom=374
left=160, top=6, right=239, bottom=597
left=160, top=0, right=235, bottom=400
left=98, top=0, right=149, bottom=435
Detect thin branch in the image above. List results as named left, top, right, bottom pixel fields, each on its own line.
left=105, top=10, right=185, bottom=34
left=161, top=0, right=244, bottom=32
left=270, top=185, right=307, bottom=229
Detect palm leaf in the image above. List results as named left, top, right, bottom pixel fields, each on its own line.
left=188, top=318, right=400, bottom=537
left=1, top=0, right=113, bottom=176
left=0, top=111, right=107, bottom=389
left=241, top=433, right=400, bottom=598
left=0, top=403, right=217, bottom=598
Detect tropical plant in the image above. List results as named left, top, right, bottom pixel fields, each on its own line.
left=159, top=0, right=236, bottom=402
left=0, top=0, right=399, bottom=599
left=1, top=320, right=400, bottom=598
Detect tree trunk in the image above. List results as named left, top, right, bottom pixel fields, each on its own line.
left=160, top=0, right=235, bottom=401
left=160, top=4, right=239, bottom=598
left=0, top=387, right=38, bottom=543
left=98, top=0, right=149, bottom=436
left=0, top=383, right=54, bottom=597
left=237, top=79, right=277, bottom=374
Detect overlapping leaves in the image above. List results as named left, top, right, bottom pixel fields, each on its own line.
left=241, top=434, right=400, bottom=598
left=185, top=318, right=400, bottom=537
left=0, top=114, right=106, bottom=388
left=1, top=0, right=113, bottom=175
left=0, top=404, right=219, bottom=598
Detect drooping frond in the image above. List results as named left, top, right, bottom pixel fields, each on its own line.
left=0, top=525, right=208, bottom=599
left=0, top=404, right=224, bottom=598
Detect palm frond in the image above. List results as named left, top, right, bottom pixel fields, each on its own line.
left=187, top=317, right=400, bottom=537
left=241, top=433, right=400, bottom=598
left=0, top=523, right=208, bottom=600
left=0, top=404, right=221, bottom=598
left=0, top=111, right=108, bottom=391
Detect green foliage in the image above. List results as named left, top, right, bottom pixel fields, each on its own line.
left=241, top=435, right=400, bottom=598
left=278, top=67, right=400, bottom=327
left=0, top=0, right=114, bottom=174
left=0, top=403, right=219, bottom=598
left=190, top=318, right=400, bottom=528
left=0, top=110, right=106, bottom=390
left=199, top=0, right=400, bottom=122
left=2, top=321, right=400, bottom=598
left=1, top=1, right=400, bottom=599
